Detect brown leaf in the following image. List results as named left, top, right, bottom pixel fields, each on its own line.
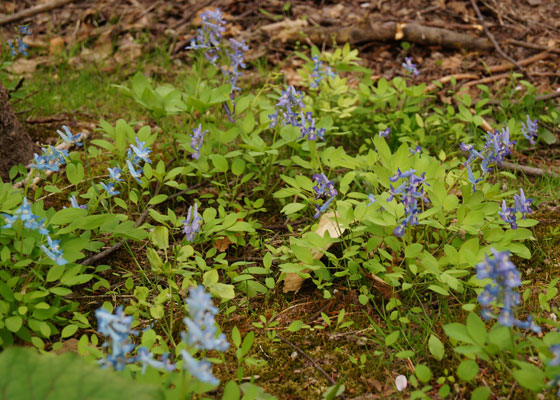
left=49, top=37, right=65, bottom=56
left=8, top=58, right=38, bottom=75
left=214, top=237, right=232, bottom=252
left=261, top=19, right=309, bottom=43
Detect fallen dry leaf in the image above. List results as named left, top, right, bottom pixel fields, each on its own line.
left=283, top=211, right=346, bottom=293
left=261, top=19, right=309, bottom=43
left=214, top=237, right=233, bottom=252
left=49, top=37, right=65, bottom=55
left=8, top=58, right=38, bottom=75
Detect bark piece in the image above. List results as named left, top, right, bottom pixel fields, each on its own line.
left=0, top=83, right=38, bottom=182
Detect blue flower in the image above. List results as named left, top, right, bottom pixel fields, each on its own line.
left=402, top=57, right=419, bottom=76
left=95, top=306, right=137, bottom=371
left=367, top=194, right=376, bottom=207
left=224, top=38, right=249, bottom=93
left=476, top=249, right=540, bottom=332
left=298, top=111, right=325, bottom=141
left=521, top=115, right=538, bottom=145
left=101, top=182, right=120, bottom=196
left=378, top=127, right=390, bottom=138
left=409, top=145, right=422, bottom=157
left=190, top=124, right=208, bottom=159
left=136, top=347, right=176, bottom=374
left=126, top=159, right=143, bottom=184
left=30, top=146, right=68, bottom=172
left=180, top=350, right=219, bottom=385
left=57, top=125, right=83, bottom=146
left=499, top=200, right=518, bottom=229
left=129, top=138, right=152, bottom=164
left=19, top=25, right=31, bottom=36
left=513, top=188, right=532, bottom=218
left=182, top=203, right=202, bottom=242
left=549, top=344, right=560, bottom=367
left=70, top=195, right=87, bottom=209
left=40, top=236, right=67, bottom=265
left=108, top=167, right=124, bottom=182
left=387, top=169, right=429, bottom=237
left=309, top=55, right=335, bottom=89
left=312, top=173, right=337, bottom=219
left=269, top=86, right=305, bottom=128
left=186, top=8, right=226, bottom=67
left=2, top=198, right=50, bottom=235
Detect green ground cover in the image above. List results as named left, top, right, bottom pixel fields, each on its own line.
left=1, top=10, right=560, bottom=399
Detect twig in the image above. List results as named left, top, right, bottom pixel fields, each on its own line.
left=424, top=73, right=479, bottom=92
left=498, top=161, right=559, bottom=178
left=487, top=52, right=552, bottom=74
left=276, top=334, right=344, bottom=398
left=462, top=72, right=510, bottom=88
left=535, top=91, right=560, bottom=102
left=506, top=39, right=560, bottom=55
left=25, top=115, right=70, bottom=124
left=0, top=0, right=76, bottom=26
left=469, top=0, right=523, bottom=71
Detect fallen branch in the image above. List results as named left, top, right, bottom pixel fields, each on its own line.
left=263, top=20, right=492, bottom=50
left=487, top=52, right=552, bottom=74
left=462, top=72, right=510, bottom=88
left=498, top=161, right=559, bottom=178
left=506, top=39, right=560, bottom=55
left=469, top=0, right=523, bottom=71
left=0, top=0, right=76, bottom=26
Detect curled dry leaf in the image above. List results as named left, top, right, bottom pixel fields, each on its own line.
left=283, top=211, right=345, bottom=293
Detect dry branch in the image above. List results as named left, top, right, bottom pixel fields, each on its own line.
left=0, top=0, right=76, bottom=26
left=498, top=161, right=559, bottom=178
left=487, top=52, right=552, bottom=74
left=425, top=74, right=479, bottom=92
left=263, top=21, right=492, bottom=51
left=506, top=39, right=560, bottom=55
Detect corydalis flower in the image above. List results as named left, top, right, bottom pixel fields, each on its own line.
left=40, top=236, right=67, bottom=265
left=101, top=181, right=120, bottom=196
left=298, top=111, right=325, bottom=141
left=126, top=160, right=143, bottom=184
left=379, top=127, right=390, bottom=138
left=521, top=115, right=538, bottom=145
left=409, top=145, right=422, bottom=157
left=8, top=25, right=31, bottom=57
left=499, top=188, right=533, bottom=229
left=387, top=169, right=430, bottom=237
left=2, top=198, right=49, bottom=235
left=129, top=138, right=152, bottom=165
left=70, top=195, right=87, bottom=209
left=182, top=203, right=202, bottom=241
left=182, top=286, right=229, bottom=352
left=57, top=125, right=83, bottom=146
left=309, top=55, right=335, bottom=89
left=190, top=124, right=208, bottom=159
left=180, top=286, right=229, bottom=385
left=108, top=167, right=124, bottom=182
left=268, top=86, right=305, bottom=128
left=402, top=57, right=419, bottom=76
left=476, top=249, right=540, bottom=332
left=224, top=38, right=249, bottom=93
left=30, top=146, right=68, bottom=172
left=96, top=306, right=137, bottom=371
left=312, top=173, right=337, bottom=219
left=186, top=8, right=226, bottom=66
left=460, top=126, right=516, bottom=190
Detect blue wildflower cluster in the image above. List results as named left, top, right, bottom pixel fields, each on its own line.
left=312, top=173, right=337, bottom=219
left=2, top=198, right=67, bottom=265
left=30, top=146, right=68, bottom=172
left=102, top=137, right=152, bottom=196
left=409, top=145, right=422, bottom=157
left=29, top=126, right=83, bottom=172
left=476, top=249, right=540, bottom=332
left=268, top=86, right=305, bottom=128
left=499, top=188, right=533, bottom=229
left=548, top=345, right=560, bottom=396
left=181, top=285, right=230, bottom=385
left=69, top=195, right=87, bottom=209
left=387, top=169, right=430, bottom=238
left=186, top=8, right=249, bottom=119
left=298, top=111, right=325, bottom=141
left=96, top=306, right=175, bottom=373
left=8, top=25, right=31, bottom=57
left=309, top=55, right=335, bottom=89
left=189, top=124, right=208, bottom=159
left=521, top=115, right=538, bottom=145
left=460, top=126, right=515, bottom=190
left=186, top=8, right=226, bottom=66
left=182, top=203, right=202, bottom=242
left=402, top=57, right=419, bottom=76
left=379, top=127, right=391, bottom=138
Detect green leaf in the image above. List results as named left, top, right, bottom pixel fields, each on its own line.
left=443, top=323, right=474, bottom=344
left=385, top=330, right=400, bottom=347
left=466, top=313, right=487, bottom=346
left=231, top=158, right=245, bottom=176
left=150, top=226, right=169, bottom=250
left=5, top=316, right=22, bottom=332
left=457, top=360, right=479, bottom=381
left=415, top=364, right=432, bottom=383
left=61, top=324, right=78, bottom=338
left=287, top=320, right=303, bottom=332
left=148, top=194, right=167, bottom=205
left=471, top=386, right=491, bottom=400
left=428, top=334, right=445, bottom=361
left=405, top=243, right=423, bottom=258
left=231, top=326, right=241, bottom=348
left=222, top=381, right=241, bottom=400
left=0, top=347, right=163, bottom=399
left=511, top=361, right=546, bottom=392
left=210, top=154, right=228, bottom=173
